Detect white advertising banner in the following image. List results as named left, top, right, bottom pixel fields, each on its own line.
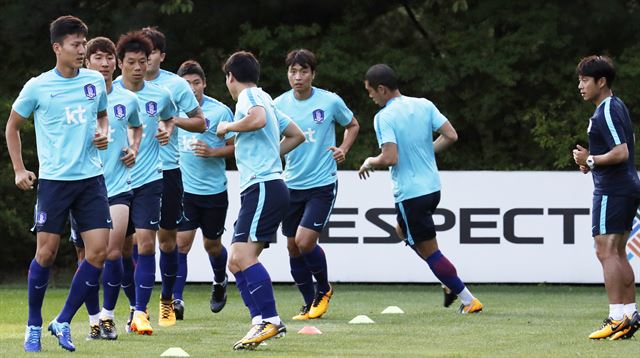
left=158, top=171, right=640, bottom=283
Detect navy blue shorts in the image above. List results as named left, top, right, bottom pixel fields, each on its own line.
left=70, top=190, right=133, bottom=248
left=396, top=191, right=441, bottom=246
left=160, top=168, right=184, bottom=230
left=127, top=179, right=163, bottom=236
left=591, top=194, right=640, bottom=236
left=178, top=191, right=228, bottom=239
left=232, top=179, right=289, bottom=247
left=281, top=182, right=337, bottom=237
left=33, top=175, right=111, bottom=235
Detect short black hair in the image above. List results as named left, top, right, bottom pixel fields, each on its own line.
left=115, top=31, right=153, bottom=62
left=50, top=15, right=88, bottom=45
left=177, top=60, right=206, bottom=81
left=576, top=55, right=616, bottom=88
left=141, top=26, right=166, bottom=53
left=86, top=37, right=116, bottom=58
left=223, top=51, right=260, bottom=84
left=285, top=49, right=316, bottom=72
left=365, top=64, right=398, bottom=90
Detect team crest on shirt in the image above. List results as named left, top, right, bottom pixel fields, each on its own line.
left=113, top=104, right=126, bottom=120
left=36, top=211, right=47, bottom=225
left=146, top=101, right=157, bottom=116
left=312, top=109, right=325, bottom=124
left=84, top=84, right=97, bottom=99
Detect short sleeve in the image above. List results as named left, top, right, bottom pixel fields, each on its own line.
left=600, top=99, right=626, bottom=148
left=427, top=101, right=447, bottom=132
left=159, top=91, right=178, bottom=121
left=12, top=78, right=38, bottom=119
left=332, top=94, right=354, bottom=126
left=127, top=97, right=142, bottom=127
left=174, top=78, right=200, bottom=114
left=275, top=108, right=293, bottom=134
left=97, top=80, right=108, bottom=112
left=374, top=112, right=396, bottom=148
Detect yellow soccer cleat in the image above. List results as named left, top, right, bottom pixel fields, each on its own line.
left=610, top=312, right=639, bottom=340
left=588, top=316, right=630, bottom=339
left=233, top=325, right=259, bottom=350
left=459, top=298, right=483, bottom=314
left=292, top=305, right=311, bottom=321
left=130, top=311, right=153, bottom=335
left=158, top=297, right=176, bottom=327
left=308, top=286, right=333, bottom=319
left=233, top=322, right=286, bottom=350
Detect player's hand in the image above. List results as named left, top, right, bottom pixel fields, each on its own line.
left=358, top=158, right=374, bottom=180
left=216, top=121, right=229, bottom=138
left=93, top=131, right=108, bottom=150
left=120, top=147, right=136, bottom=167
left=156, top=127, right=170, bottom=146
left=572, top=144, right=588, bottom=166
left=579, top=165, right=590, bottom=174
left=328, top=146, right=346, bottom=163
left=15, top=169, right=36, bottom=190
left=192, top=140, right=212, bottom=157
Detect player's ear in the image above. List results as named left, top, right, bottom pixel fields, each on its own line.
left=159, top=52, right=166, bottom=63
left=117, top=59, right=123, bottom=70
left=597, top=77, right=607, bottom=89
left=52, top=42, right=61, bottom=56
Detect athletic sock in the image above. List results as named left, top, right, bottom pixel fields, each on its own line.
left=425, top=250, right=466, bottom=299
left=84, top=268, right=101, bottom=317
left=244, top=263, right=278, bottom=320
left=160, top=248, right=178, bottom=300
left=233, top=270, right=260, bottom=319
left=457, top=287, right=475, bottom=306
left=121, top=256, right=136, bottom=307
left=290, top=255, right=315, bottom=306
left=174, top=252, right=188, bottom=301
left=134, top=253, right=156, bottom=312
left=27, top=259, right=50, bottom=326
left=209, top=245, right=228, bottom=284
left=610, top=304, right=624, bottom=320
left=302, top=244, right=330, bottom=293
left=102, top=258, right=123, bottom=311
left=57, top=260, right=102, bottom=323
left=132, top=243, right=139, bottom=264
left=100, top=308, right=115, bottom=320
left=623, top=303, right=638, bottom=316
left=89, top=313, right=100, bottom=326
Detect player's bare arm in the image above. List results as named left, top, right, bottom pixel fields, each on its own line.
left=358, top=142, right=398, bottom=180
left=174, top=106, right=206, bottom=133
left=329, top=116, right=359, bottom=163
left=216, top=105, right=266, bottom=137
left=280, top=121, right=305, bottom=157
left=433, top=121, right=458, bottom=153
left=5, top=109, right=36, bottom=190
left=157, top=118, right=172, bottom=145
left=93, top=110, right=109, bottom=150
left=573, top=143, right=628, bottom=166
left=193, top=137, right=235, bottom=157
left=121, top=125, right=143, bottom=167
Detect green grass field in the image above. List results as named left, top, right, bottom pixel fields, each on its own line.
left=0, top=283, right=638, bottom=357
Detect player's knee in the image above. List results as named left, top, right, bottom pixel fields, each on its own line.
left=204, top=239, right=222, bottom=257
left=286, top=239, right=300, bottom=257
left=85, top=247, right=107, bottom=267
left=35, top=250, right=57, bottom=267
left=296, top=239, right=316, bottom=254
left=106, top=248, right=122, bottom=261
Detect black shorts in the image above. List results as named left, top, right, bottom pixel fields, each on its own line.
left=70, top=190, right=133, bottom=248
left=127, top=179, right=163, bottom=236
left=395, top=191, right=441, bottom=246
left=178, top=191, right=228, bottom=239
left=232, top=180, right=289, bottom=247
left=592, top=194, right=640, bottom=236
left=160, top=168, right=184, bottom=230
left=281, top=182, right=337, bottom=237
left=33, top=175, right=111, bottom=235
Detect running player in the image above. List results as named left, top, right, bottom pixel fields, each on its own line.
left=274, top=49, right=359, bottom=320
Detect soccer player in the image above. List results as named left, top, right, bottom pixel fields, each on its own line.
left=140, top=27, right=206, bottom=326
left=358, top=64, right=483, bottom=315
left=217, top=51, right=305, bottom=349
left=572, top=55, right=640, bottom=340
left=6, top=15, right=111, bottom=352
left=274, top=49, right=359, bottom=320
left=71, top=36, right=142, bottom=341
left=172, top=60, right=235, bottom=319
left=114, top=31, right=176, bottom=335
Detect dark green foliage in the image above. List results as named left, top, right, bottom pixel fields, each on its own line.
left=2, top=0, right=640, bottom=269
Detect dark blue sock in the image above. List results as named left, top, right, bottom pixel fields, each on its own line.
left=160, top=248, right=178, bottom=299
left=244, top=263, right=278, bottom=319
left=233, top=270, right=260, bottom=319
left=121, top=255, right=136, bottom=307
left=84, top=280, right=100, bottom=316
left=425, top=250, right=465, bottom=294
left=102, top=258, right=122, bottom=311
left=174, top=252, right=188, bottom=300
left=303, top=245, right=330, bottom=293
left=57, top=260, right=102, bottom=323
left=135, top=253, right=156, bottom=312
left=27, top=259, right=50, bottom=326
left=290, top=255, right=315, bottom=306
left=209, top=246, right=228, bottom=283
left=132, top=244, right=139, bottom=264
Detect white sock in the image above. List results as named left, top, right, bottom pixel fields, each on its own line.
left=263, top=316, right=281, bottom=325
left=458, top=287, right=474, bottom=306
left=251, top=315, right=263, bottom=325
left=100, top=308, right=115, bottom=320
left=134, top=310, right=146, bottom=317
left=89, top=313, right=100, bottom=326
left=609, top=304, right=624, bottom=320
left=623, top=303, right=638, bottom=316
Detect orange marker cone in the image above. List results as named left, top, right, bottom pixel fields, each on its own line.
left=297, top=326, right=323, bottom=335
